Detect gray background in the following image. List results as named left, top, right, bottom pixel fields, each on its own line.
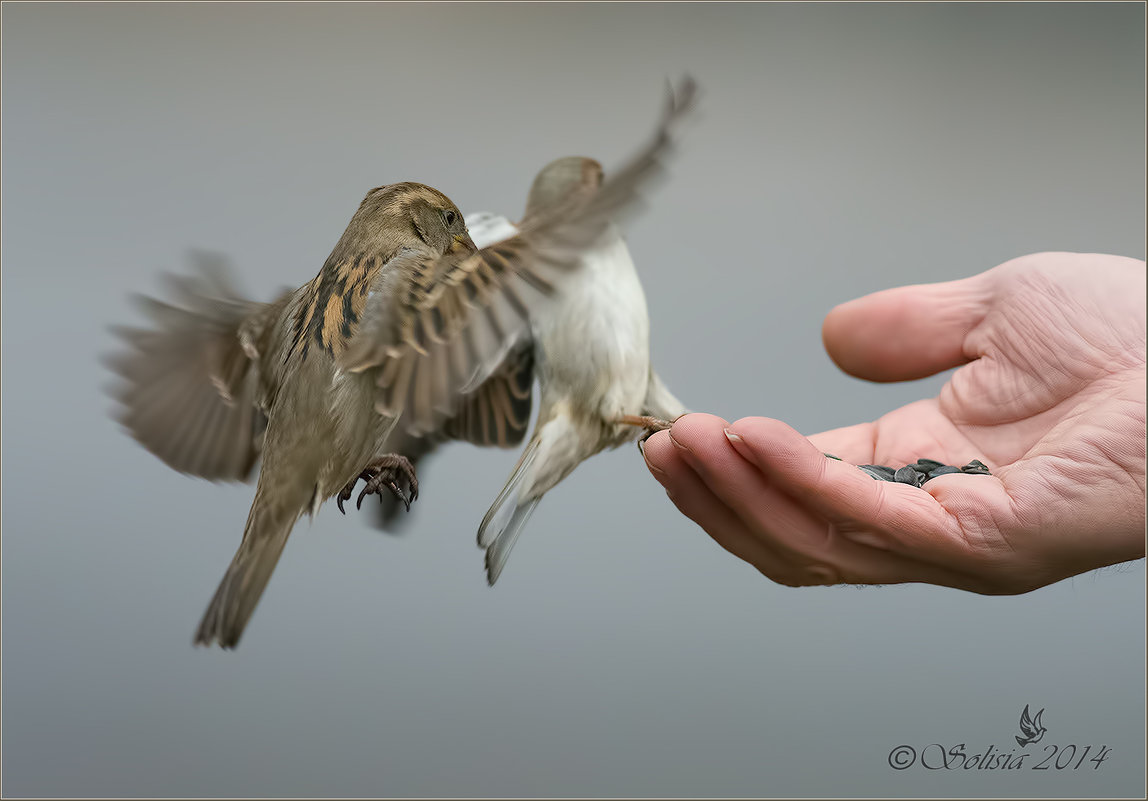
left=2, top=2, right=1144, bottom=798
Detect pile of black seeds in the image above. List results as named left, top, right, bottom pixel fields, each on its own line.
left=824, top=455, right=992, bottom=488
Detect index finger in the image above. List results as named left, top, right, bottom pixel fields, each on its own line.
left=724, top=416, right=988, bottom=565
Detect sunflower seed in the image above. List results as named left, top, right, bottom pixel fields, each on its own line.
left=894, top=465, right=926, bottom=487
left=858, top=464, right=897, bottom=481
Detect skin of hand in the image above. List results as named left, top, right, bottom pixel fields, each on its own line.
left=642, top=252, right=1146, bottom=594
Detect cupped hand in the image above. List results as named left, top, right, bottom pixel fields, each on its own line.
left=643, top=252, right=1146, bottom=593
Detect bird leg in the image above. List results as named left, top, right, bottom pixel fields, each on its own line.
left=618, top=414, right=675, bottom=432
left=337, top=454, right=419, bottom=514
left=617, top=413, right=685, bottom=453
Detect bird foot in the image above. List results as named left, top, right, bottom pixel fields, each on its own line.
left=618, top=414, right=685, bottom=453
left=337, top=454, right=419, bottom=514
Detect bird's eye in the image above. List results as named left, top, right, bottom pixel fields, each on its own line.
left=443, top=210, right=457, bottom=226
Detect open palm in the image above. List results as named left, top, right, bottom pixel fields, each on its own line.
left=643, top=253, right=1145, bottom=593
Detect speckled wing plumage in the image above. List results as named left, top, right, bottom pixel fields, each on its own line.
left=338, top=77, right=697, bottom=438
left=442, top=340, right=535, bottom=447
left=368, top=212, right=534, bottom=532
left=435, top=214, right=537, bottom=448
left=371, top=341, right=535, bottom=530
left=106, top=251, right=289, bottom=481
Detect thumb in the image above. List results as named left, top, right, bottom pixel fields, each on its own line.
left=821, top=273, right=994, bottom=382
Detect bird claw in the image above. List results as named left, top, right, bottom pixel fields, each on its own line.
left=336, top=454, right=419, bottom=515
left=618, top=414, right=681, bottom=453
left=356, top=474, right=404, bottom=512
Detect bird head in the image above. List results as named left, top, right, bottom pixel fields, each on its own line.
left=337, top=182, right=477, bottom=262
left=523, top=156, right=604, bottom=220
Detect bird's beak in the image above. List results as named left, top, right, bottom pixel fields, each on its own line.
left=452, top=232, right=478, bottom=255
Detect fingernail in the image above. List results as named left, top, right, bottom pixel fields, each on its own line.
left=668, top=430, right=689, bottom=452
left=724, top=428, right=743, bottom=445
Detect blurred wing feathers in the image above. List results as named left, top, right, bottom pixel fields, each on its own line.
left=443, top=340, right=534, bottom=448
left=370, top=341, right=535, bottom=531
left=106, top=252, right=287, bottom=481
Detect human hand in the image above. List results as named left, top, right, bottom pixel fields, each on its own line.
left=643, top=252, right=1146, bottom=593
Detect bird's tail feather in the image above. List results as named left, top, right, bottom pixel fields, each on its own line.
left=477, top=437, right=543, bottom=584
left=194, top=492, right=303, bottom=649
left=484, top=497, right=542, bottom=586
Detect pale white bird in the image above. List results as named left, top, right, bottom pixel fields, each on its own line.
left=466, top=157, right=689, bottom=585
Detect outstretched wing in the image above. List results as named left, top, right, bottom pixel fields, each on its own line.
left=370, top=341, right=535, bottom=531
left=339, top=77, right=698, bottom=437
left=105, top=251, right=290, bottom=481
